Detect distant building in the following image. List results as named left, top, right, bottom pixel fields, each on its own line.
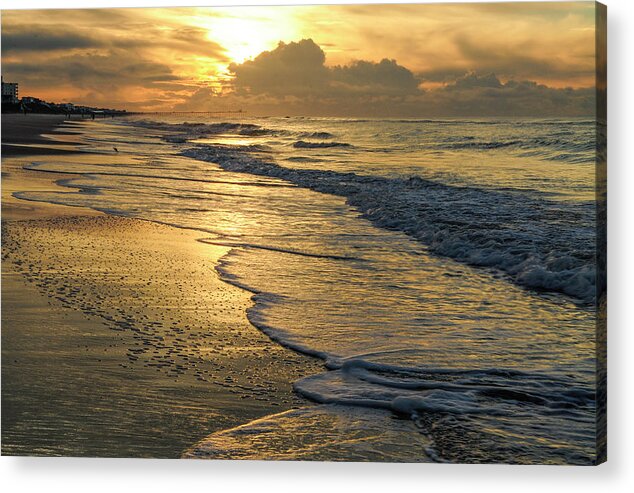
left=21, top=96, right=42, bottom=104
left=1, top=76, right=19, bottom=104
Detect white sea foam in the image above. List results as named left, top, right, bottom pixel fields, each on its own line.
left=183, top=142, right=597, bottom=303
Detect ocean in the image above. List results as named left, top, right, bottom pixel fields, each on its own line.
left=16, top=115, right=603, bottom=463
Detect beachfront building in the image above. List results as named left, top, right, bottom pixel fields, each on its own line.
left=21, top=96, right=42, bottom=104
left=1, top=77, right=19, bottom=104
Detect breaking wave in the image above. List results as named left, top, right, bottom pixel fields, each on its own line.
left=293, top=140, right=352, bottom=149
left=183, top=143, right=596, bottom=303
left=131, top=120, right=286, bottom=141
left=297, top=131, right=336, bottom=139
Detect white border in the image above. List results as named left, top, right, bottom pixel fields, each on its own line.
left=1, top=1, right=633, bottom=492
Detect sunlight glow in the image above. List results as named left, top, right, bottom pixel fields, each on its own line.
left=200, top=10, right=303, bottom=65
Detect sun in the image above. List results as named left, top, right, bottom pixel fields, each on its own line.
left=206, top=17, right=275, bottom=64
left=199, top=8, right=303, bottom=65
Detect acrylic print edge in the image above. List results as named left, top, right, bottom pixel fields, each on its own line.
left=595, top=0, right=607, bottom=466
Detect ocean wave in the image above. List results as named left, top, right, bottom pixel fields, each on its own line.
left=436, top=136, right=596, bottom=163
left=291, top=354, right=595, bottom=464
left=282, top=352, right=596, bottom=464
left=131, top=120, right=284, bottom=139
left=390, top=119, right=595, bottom=126
left=294, top=358, right=594, bottom=417
left=183, top=144, right=597, bottom=303
left=286, top=156, right=323, bottom=163
left=297, top=131, right=335, bottom=139
left=292, top=140, right=352, bottom=149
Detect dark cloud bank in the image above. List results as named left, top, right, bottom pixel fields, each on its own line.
left=204, top=39, right=595, bottom=117
left=2, top=26, right=100, bottom=53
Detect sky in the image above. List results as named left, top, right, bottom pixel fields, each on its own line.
left=1, top=2, right=601, bottom=116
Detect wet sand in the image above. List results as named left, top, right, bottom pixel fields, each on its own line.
left=1, top=114, right=84, bottom=156
left=1, top=116, right=321, bottom=457
left=1, top=115, right=100, bottom=220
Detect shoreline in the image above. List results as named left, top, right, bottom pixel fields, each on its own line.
left=1, top=114, right=84, bottom=157
left=1, top=114, right=103, bottom=220
left=1, top=115, right=322, bottom=457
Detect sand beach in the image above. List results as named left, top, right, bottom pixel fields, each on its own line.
left=1, top=115, right=320, bottom=457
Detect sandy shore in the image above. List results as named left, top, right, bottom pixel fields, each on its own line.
left=1, top=115, right=100, bottom=220
left=1, top=115, right=320, bottom=457
left=2, top=114, right=86, bottom=156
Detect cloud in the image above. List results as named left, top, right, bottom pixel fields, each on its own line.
left=229, top=39, right=329, bottom=97
left=426, top=72, right=595, bottom=116
left=228, top=39, right=420, bottom=101
left=318, top=2, right=596, bottom=89
left=331, top=59, right=420, bottom=96
left=1, top=20, right=227, bottom=59
left=4, top=51, right=179, bottom=88
left=1, top=25, right=103, bottom=53
left=450, top=34, right=593, bottom=84
left=105, top=25, right=227, bottom=60
left=2, top=49, right=187, bottom=110
left=1, top=9, right=229, bottom=108
left=449, top=72, right=503, bottom=90
left=192, top=39, right=593, bottom=117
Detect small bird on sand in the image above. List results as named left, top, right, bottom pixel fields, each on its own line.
left=113, top=147, right=119, bottom=152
